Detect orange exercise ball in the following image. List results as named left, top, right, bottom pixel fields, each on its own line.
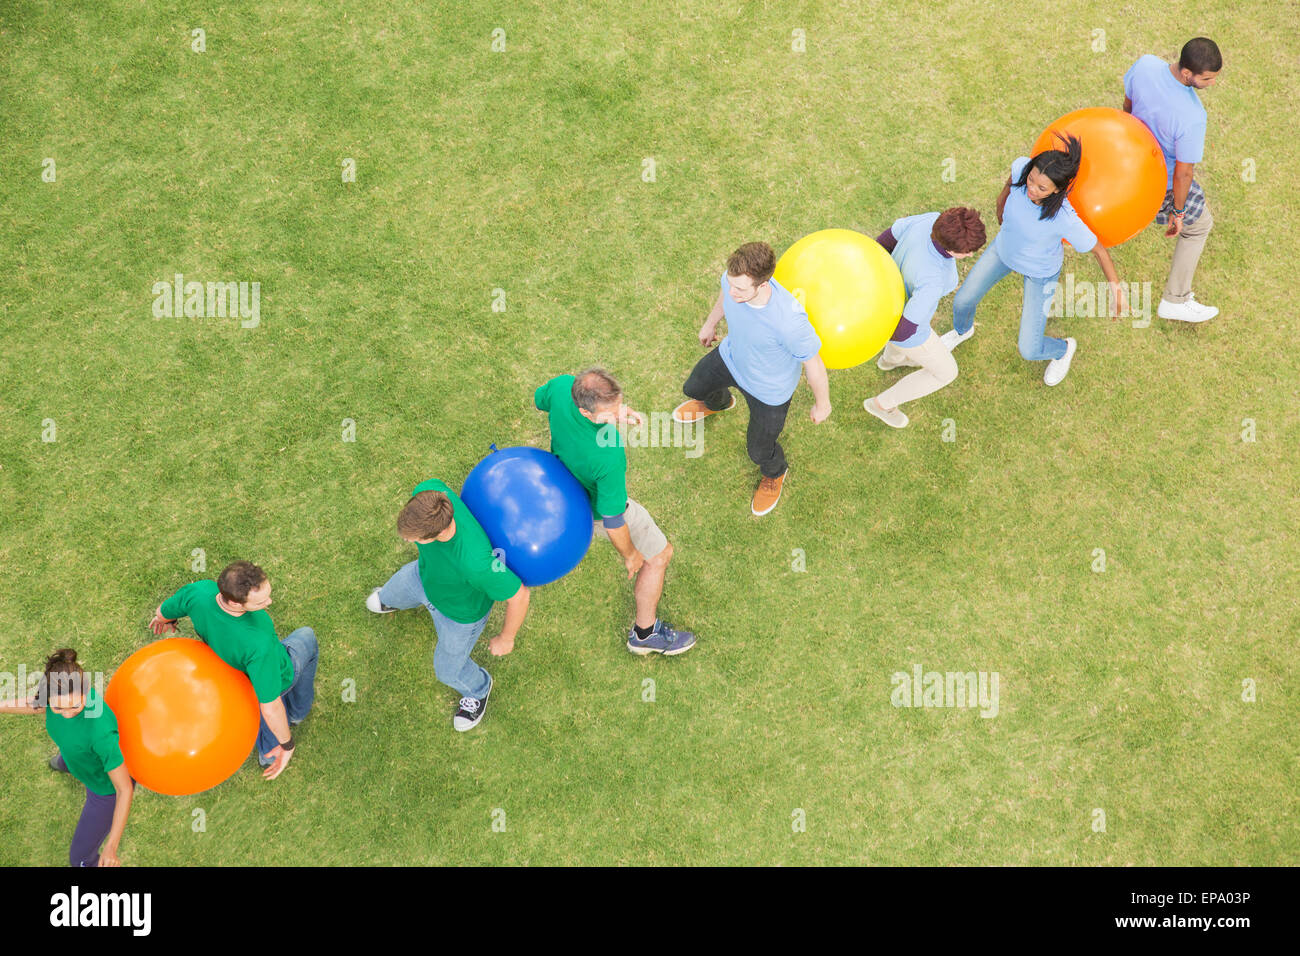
left=773, top=229, right=906, bottom=370
left=1033, top=107, right=1167, bottom=247
left=105, top=638, right=260, bottom=796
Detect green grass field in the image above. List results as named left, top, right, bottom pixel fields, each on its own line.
left=1, top=0, right=1295, bottom=866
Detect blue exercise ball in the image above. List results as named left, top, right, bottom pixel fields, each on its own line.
left=460, top=445, right=594, bottom=587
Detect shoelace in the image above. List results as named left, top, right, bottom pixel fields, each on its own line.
left=458, top=697, right=480, bottom=713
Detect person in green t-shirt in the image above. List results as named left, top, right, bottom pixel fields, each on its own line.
left=1, top=648, right=135, bottom=866
left=535, top=369, right=697, bottom=656
left=367, top=478, right=531, bottom=732
left=148, top=561, right=318, bottom=780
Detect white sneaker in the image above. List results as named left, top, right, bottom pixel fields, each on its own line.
left=941, top=328, right=974, bottom=351
left=366, top=588, right=396, bottom=614
left=863, top=397, right=909, bottom=428
left=1043, top=338, right=1077, bottom=387
left=1158, top=295, right=1218, bottom=323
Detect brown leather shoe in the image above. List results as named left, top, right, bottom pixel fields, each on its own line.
left=751, top=469, right=787, bottom=516
left=672, top=395, right=736, bottom=424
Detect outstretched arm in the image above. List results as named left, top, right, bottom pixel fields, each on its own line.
left=149, top=604, right=178, bottom=635
left=804, top=355, right=831, bottom=423
left=0, top=696, right=41, bottom=715
left=1166, top=161, right=1196, bottom=237
left=996, top=178, right=1012, bottom=225
left=1091, top=245, right=1129, bottom=316
left=699, top=289, right=726, bottom=347
left=97, top=764, right=135, bottom=866
left=489, top=585, right=531, bottom=657
left=260, top=698, right=295, bottom=781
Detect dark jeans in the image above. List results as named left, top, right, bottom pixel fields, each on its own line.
left=256, top=627, right=320, bottom=765
left=683, top=348, right=791, bottom=478
left=55, top=754, right=133, bottom=867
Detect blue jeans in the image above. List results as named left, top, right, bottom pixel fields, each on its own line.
left=380, top=560, right=491, bottom=700
left=951, top=244, right=1067, bottom=362
left=256, top=627, right=319, bottom=762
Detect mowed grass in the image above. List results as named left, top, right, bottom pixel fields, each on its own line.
left=0, top=0, right=1296, bottom=865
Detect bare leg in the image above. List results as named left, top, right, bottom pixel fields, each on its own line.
left=633, top=543, right=673, bottom=629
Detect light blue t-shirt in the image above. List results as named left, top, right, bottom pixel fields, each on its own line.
left=717, top=273, right=822, bottom=405
left=1124, top=53, right=1204, bottom=190
left=890, top=213, right=959, bottom=348
left=993, top=157, right=1098, bottom=279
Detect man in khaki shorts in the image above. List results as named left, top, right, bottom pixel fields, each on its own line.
left=534, top=368, right=697, bottom=655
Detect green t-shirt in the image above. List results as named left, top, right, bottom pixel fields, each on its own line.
left=411, top=478, right=523, bottom=624
left=159, top=580, right=293, bottom=704
left=534, top=374, right=629, bottom=520
left=45, top=687, right=124, bottom=796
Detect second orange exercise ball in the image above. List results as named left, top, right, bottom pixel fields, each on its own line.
left=105, top=638, right=260, bottom=796
left=1032, top=107, right=1167, bottom=247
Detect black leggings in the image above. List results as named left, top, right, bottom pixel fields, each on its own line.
left=683, top=348, right=791, bottom=479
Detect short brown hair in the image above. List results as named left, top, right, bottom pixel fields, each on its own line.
left=398, top=490, right=454, bottom=541
left=931, top=207, right=987, bottom=255
left=218, top=561, right=268, bottom=604
left=726, top=242, right=776, bottom=285
left=572, top=368, right=622, bottom=412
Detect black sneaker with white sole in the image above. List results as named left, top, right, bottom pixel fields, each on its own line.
left=453, top=674, right=492, bottom=732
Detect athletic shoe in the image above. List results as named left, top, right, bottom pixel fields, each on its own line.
left=672, top=394, right=736, bottom=424
left=453, top=675, right=492, bottom=732
left=1043, top=337, right=1077, bottom=386
left=49, top=754, right=68, bottom=774
left=941, top=327, right=974, bottom=351
left=626, top=620, right=698, bottom=656
left=366, top=588, right=397, bottom=614
left=863, top=397, right=908, bottom=429
left=751, top=469, right=787, bottom=516
left=1157, top=295, right=1218, bottom=323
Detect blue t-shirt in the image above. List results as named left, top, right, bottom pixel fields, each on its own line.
left=993, top=157, right=1098, bottom=279
left=1124, top=53, right=1205, bottom=190
left=889, top=213, right=959, bottom=348
left=717, top=273, right=822, bottom=405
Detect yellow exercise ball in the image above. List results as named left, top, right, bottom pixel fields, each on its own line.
left=773, top=229, right=906, bottom=370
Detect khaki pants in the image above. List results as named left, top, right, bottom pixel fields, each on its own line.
left=877, top=333, right=958, bottom=408
left=593, top=498, right=668, bottom=559
left=1164, top=195, right=1213, bottom=304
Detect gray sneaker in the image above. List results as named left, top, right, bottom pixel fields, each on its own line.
left=626, top=620, right=697, bottom=656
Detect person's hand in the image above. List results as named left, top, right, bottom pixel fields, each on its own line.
left=699, top=322, right=720, bottom=348
left=489, top=633, right=515, bottom=656
left=619, top=405, right=645, bottom=427
left=624, top=550, right=645, bottom=580
left=261, top=745, right=294, bottom=781
left=149, top=612, right=177, bottom=636
left=1164, top=214, right=1184, bottom=238
left=1109, top=283, right=1130, bottom=318
left=98, top=842, right=121, bottom=867
left=810, top=401, right=832, bottom=424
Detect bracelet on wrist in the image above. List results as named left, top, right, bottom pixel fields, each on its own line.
left=279, top=736, right=295, bottom=752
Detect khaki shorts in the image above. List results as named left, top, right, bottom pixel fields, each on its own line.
left=593, top=497, right=668, bottom=559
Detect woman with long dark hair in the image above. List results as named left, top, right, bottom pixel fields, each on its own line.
left=946, top=134, right=1128, bottom=386
left=0, top=648, right=135, bottom=865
